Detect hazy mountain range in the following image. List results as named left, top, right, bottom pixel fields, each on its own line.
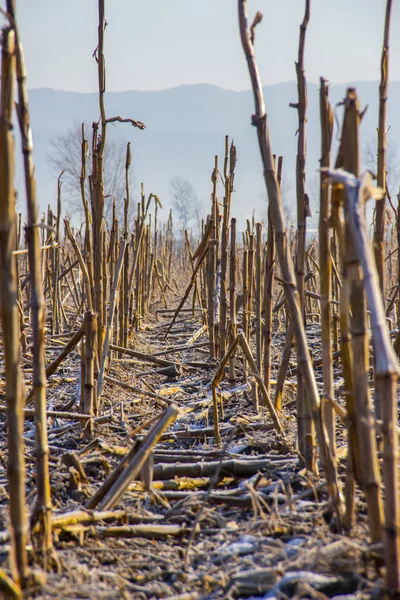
left=16, top=81, right=400, bottom=231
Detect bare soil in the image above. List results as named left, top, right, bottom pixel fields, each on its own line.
left=0, top=308, right=385, bottom=599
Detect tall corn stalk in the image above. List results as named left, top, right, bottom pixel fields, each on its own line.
left=91, top=0, right=107, bottom=355
left=318, top=78, right=335, bottom=452
left=219, top=137, right=235, bottom=355
left=373, top=0, right=393, bottom=294
left=335, top=89, right=383, bottom=542
left=7, top=0, right=53, bottom=560
left=89, top=0, right=144, bottom=360
left=238, top=0, right=342, bottom=520
left=207, top=157, right=218, bottom=358
left=229, top=217, right=237, bottom=381
left=0, top=25, right=28, bottom=587
left=330, top=182, right=361, bottom=530
left=255, top=222, right=262, bottom=378
left=122, top=142, right=131, bottom=348
left=324, top=167, right=400, bottom=592
left=290, top=0, right=312, bottom=466
left=263, top=157, right=280, bottom=396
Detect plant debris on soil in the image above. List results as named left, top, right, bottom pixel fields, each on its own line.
left=0, top=306, right=386, bottom=599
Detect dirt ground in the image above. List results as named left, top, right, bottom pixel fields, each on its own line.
left=0, top=306, right=387, bottom=599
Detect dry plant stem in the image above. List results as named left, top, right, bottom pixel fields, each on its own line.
left=218, top=137, right=234, bottom=355
left=184, top=232, right=200, bottom=315
left=212, top=333, right=283, bottom=445
left=229, top=218, right=237, bottom=382
left=6, top=0, right=53, bottom=560
left=274, top=321, right=294, bottom=410
left=324, top=167, right=400, bottom=591
left=336, top=89, right=383, bottom=543
left=373, top=0, right=392, bottom=294
left=15, top=214, right=27, bottom=355
left=80, top=124, right=92, bottom=258
left=108, top=203, right=116, bottom=295
left=128, top=193, right=161, bottom=305
left=25, top=323, right=85, bottom=404
left=51, top=174, right=62, bottom=335
left=91, top=0, right=107, bottom=355
left=263, top=211, right=274, bottom=394
left=45, top=510, right=161, bottom=531
left=238, top=1, right=343, bottom=518
left=331, top=186, right=361, bottom=530
left=207, top=157, right=218, bottom=358
left=0, top=26, right=28, bottom=586
left=81, top=311, right=97, bottom=437
left=0, top=569, right=21, bottom=600
left=263, top=156, right=280, bottom=395
left=86, top=442, right=142, bottom=510
left=212, top=158, right=221, bottom=358
left=58, top=255, right=80, bottom=287
left=64, top=219, right=93, bottom=311
left=154, top=455, right=292, bottom=481
left=60, top=258, right=79, bottom=312
left=330, top=185, right=360, bottom=533
left=242, top=249, right=249, bottom=346
left=255, top=222, right=262, bottom=374
left=0, top=407, right=94, bottom=421
left=13, top=241, right=58, bottom=258
left=397, top=192, right=400, bottom=328
left=379, top=375, right=400, bottom=590
left=319, top=78, right=335, bottom=452
left=103, top=375, right=171, bottom=407
left=114, top=222, right=120, bottom=345
left=109, top=344, right=175, bottom=368
left=290, top=0, right=313, bottom=468
left=164, top=243, right=209, bottom=339
left=102, top=229, right=107, bottom=331
left=96, top=524, right=190, bottom=538
left=44, top=323, right=85, bottom=380
left=331, top=192, right=361, bottom=510
left=98, top=239, right=127, bottom=397
left=98, top=404, right=179, bottom=510
left=45, top=509, right=128, bottom=530
left=122, top=143, right=131, bottom=348
left=247, top=234, right=257, bottom=408
left=80, top=333, right=86, bottom=414
left=386, top=283, right=399, bottom=318
left=247, top=233, right=255, bottom=332
left=273, top=269, right=314, bottom=313
left=153, top=342, right=208, bottom=357
left=340, top=269, right=358, bottom=530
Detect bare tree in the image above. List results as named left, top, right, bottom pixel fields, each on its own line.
left=170, top=176, right=201, bottom=231
left=47, top=122, right=135, bottom=224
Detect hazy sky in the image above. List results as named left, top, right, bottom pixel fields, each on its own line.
left=11, top=0, right=400, bottom=93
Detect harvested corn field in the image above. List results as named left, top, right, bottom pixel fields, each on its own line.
left=0, top=1, right=399, bottom=599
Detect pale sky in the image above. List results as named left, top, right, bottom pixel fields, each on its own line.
left=11, top=0, right=400, bottom=93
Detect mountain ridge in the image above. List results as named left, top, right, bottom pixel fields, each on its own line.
left=17, top=81, right=400, bottom=227
left=28, top=79, right=400, bottom=94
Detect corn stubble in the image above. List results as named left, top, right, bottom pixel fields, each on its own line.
left=0, top=0, right=398, bottom=596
